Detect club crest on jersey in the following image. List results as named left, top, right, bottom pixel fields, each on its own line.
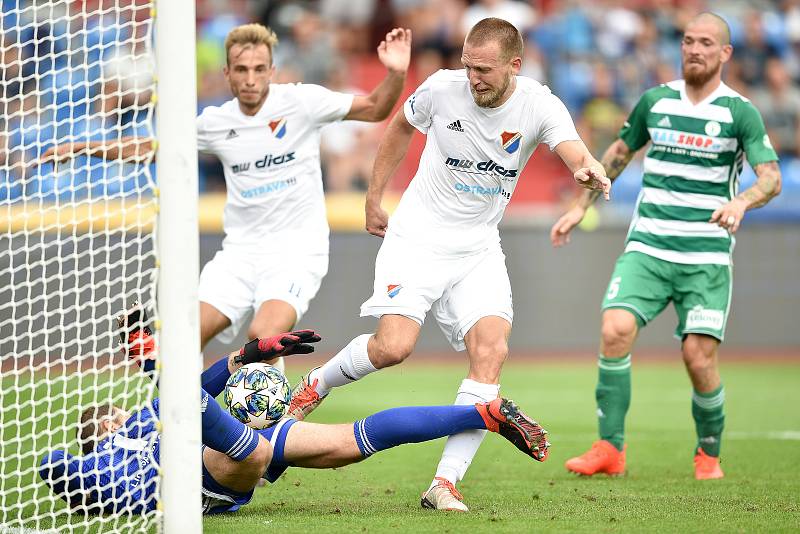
left=387, top=284, right=402, bottom=298
left=269, top=118, right=287, bottom=139
left=501, top=131, right=521, bottom=154
left=705, top=121, right=721, bottom=136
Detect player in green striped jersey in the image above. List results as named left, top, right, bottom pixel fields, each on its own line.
left=550, top=12, right=782, bottom=480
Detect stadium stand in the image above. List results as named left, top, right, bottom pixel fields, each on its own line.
left=2, top=0, right=798, bottom=220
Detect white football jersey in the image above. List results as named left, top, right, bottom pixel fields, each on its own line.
left=394, top=69, right=579, bottom=255
left=197, top=83, right=353, bottom=253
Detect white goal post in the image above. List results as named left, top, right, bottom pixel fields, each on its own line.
left=0, top=0, right=201, bottom=532
left=156, top=0, right=202, bottom=532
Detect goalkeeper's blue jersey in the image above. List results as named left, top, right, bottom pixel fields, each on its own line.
left=39, top=399, right=161, bottom=515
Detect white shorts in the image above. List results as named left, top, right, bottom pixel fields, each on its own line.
left=198, top=247, right=328, bottom=344
left=360, top=233, right=513, bottom=351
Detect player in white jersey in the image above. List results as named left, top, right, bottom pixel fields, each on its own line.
left=39, top=23, right=413, bottom=369
left=550, top=13, right=781, bottom=480
left=289, top=18, right=611, bottom=511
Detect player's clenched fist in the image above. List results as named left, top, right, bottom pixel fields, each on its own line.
left=574, top=166, right=611, bottom=200
left=365, top=199, right=389, bottom=238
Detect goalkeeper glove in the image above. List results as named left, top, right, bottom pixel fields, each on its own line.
left=116, top=302, right=157, bottom=361
left=233, top=329, right=321, bottom=366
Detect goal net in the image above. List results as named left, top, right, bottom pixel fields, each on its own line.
left=0, top=1, right=199, bottom=532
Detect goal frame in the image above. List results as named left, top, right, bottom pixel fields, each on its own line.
left=155, top=0, right=202, bottom=532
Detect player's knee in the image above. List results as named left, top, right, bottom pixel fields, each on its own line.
left=682, top=336, right=716, bottom=372
left=370, top=335, right=413, bottom=368
left=243, top=437, right=272, bottom=474
left=601, top=313, right=637, bottom=349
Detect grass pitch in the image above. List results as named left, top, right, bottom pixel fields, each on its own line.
left=2, top=358, right=799, bottom=533
left=206, top=358, right=800, bottom=533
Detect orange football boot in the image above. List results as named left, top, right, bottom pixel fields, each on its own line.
left=565, top=440, right=626, bottom=476
left=475, top=398, right=550, bottom=461
left=694, top=448, right=724, bottom=480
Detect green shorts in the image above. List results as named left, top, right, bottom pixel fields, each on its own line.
left=601, top=252, right=732, bottom=341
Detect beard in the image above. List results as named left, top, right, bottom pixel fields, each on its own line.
left=682, top=60, right=721, bottom=87
left=470, top=74, right=512, bottom=108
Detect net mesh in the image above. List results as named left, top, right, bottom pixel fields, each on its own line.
left=1, top=1, right=159, bottom=532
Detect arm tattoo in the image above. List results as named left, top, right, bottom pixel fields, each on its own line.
left=581, top=140, right=634, bottom=206
left=736, top=161, right=781, bottom=209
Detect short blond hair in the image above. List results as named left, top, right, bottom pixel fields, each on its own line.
left=225, top=23, right=279, bottom=66
left=466, top=18, right=523, bottom=62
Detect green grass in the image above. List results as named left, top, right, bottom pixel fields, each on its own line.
left=2, top=360, right=799, bottom=532
left=204, top=360, right=800, bottom=533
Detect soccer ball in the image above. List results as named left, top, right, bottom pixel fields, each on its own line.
left=224, top=362, right=291, bottom=429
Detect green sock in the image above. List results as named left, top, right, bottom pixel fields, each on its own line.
left=692, top=385, right=725, bottom=457
left=596, top=353, right=631, bottom=451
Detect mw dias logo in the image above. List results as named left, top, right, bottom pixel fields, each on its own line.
left=445, top=157, right=518, bottom=178
left=255, top=151, right=296, bottom=169
left=231, top=162, right=250, bottom=174
left=231, top=152, right=296, bottom=174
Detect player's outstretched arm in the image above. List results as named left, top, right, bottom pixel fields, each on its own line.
left=710, top=161, right=781, bottom=234
left=365, top=110, right=415, bottom=237
left=35, top=137, right=156, bottom=167
left=345, top=28, right=411, bottom=122
left=550, top=138, right=634, bottom=247
left=555, top=139, right=612, bottom=200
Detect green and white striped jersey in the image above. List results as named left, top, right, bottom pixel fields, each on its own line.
left=619, top=80, right=778, bottom=265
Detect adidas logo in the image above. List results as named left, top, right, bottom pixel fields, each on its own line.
left=447, top=120, right=465, bottom=132
left=226, top=129, right=239, bottom=139
left=657, top=116, right=672, bottom=128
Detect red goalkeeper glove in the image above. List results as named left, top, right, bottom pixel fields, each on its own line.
left=233, top=329, right=322, bottom=365
left=117, top=302, right=157, bottom=361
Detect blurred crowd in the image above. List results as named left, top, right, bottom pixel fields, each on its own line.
left=2, top=0, right=799, bottom=217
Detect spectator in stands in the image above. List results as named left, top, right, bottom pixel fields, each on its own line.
left=273, top=7, right=338, bottom=85
left=750, top=58, right=800, bottom=158
left=319, top=69, right=379, bottom=192
left=735, top=12, right=782, bottom=87
left=576, top=62, right=625, bottom=155
left=461, top=0, right=536, bottom=36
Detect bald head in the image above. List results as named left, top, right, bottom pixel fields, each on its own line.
left=681, top=12, right=733, bottom=88
left=686, top=12, right=730, bottom=46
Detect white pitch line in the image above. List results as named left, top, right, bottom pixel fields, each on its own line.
left=726, top=431, right=800, bottom=441
left=559, top=431, right=800, bottom=442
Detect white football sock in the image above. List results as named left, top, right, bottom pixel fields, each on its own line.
left=272, top=356, right=285, bottom=374
left=311, top=334, right=376, bottom=396
left=430, top=379, right=500, bottom=488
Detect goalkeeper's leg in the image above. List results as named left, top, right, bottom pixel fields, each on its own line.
left=280, top=401, right=549, bottom=468
left=200, top=388, right=271, bottom=493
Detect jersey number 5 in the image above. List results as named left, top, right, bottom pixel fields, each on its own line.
left=606, top=277, right=622, bottom=300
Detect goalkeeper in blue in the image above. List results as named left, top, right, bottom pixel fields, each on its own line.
left=39, top=309, right=550, bottom=515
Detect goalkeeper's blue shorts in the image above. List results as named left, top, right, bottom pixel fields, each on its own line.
left=202, top=417, right=296, bottom=515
